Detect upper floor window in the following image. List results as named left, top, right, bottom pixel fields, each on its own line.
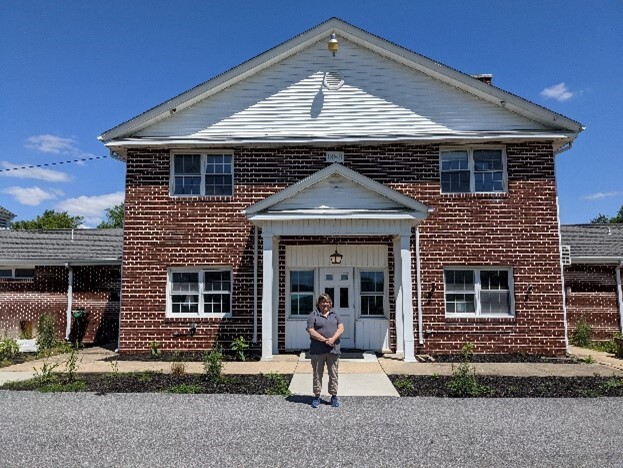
left=444, top=268, right=514, bottom=317
left=0, top=267, right=35, bottom=279
left=168, top=267, right=232, bottom=318
left=171, top=152, right=233, bottom=196
left=440, top=148, right=505, bottom=193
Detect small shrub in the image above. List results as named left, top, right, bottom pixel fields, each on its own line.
left=166, top=384, right=202, bottom=394
left=230, top=336, right=249, bottom=361
left=171, top=361, right=186, bottom=376
left=33, top=360, right=59, bottom=385
left=393, top=375, right=414, bottom=392
left=148, top=341, right=161, bottom=358
left=603, top=377, right=623, bottom=390
left=265, top=372, right=291, bottom=396
left=571, top=317, right=592, bottom=347
left=36, top=314, right=58, bottom=351
left=580, top=355, right=596, bottom=364
left=447, top=342, right=490, bottom=397
left=0, top=337, right=19, bottom=361
left=65, top=342, right=82, bottom=382
left=203, top=345, right=224, bottom=382
left=39, top=380, right=87, bottom=393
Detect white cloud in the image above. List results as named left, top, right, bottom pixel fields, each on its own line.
left=56, top=191, right=125, bottom=226
left=25, top=134, right=78, bottom=154
left=0, top=161, right=72, bottom=182
left=2, top=186, right=64, bottom=206
left=582, top=191, right=623, bottom=201
left=540, top=83, right=574, bottom=102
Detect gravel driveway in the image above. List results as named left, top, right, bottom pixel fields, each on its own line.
left=0, top=392, right=621, bottom=467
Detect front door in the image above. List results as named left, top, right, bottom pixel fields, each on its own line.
left=319, top=267, right=355, bottom=349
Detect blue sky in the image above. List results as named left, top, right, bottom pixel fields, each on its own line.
left=1, top=1, right=621, bottom=226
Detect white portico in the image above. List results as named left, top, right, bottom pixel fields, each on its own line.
left=243, top=164, right=430, bottom=362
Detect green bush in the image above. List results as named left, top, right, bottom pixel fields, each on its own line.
left=36, top=314, right=58, bottom=351
left=265, top=372, right=291, bottom=396
left=447, top=342, right=490, bottom=397
left=0, top=337, right=19, bottom=361
left=203, top=345, right=224, bottom=382
left=571, top=317, right=592, bottom=347
left=230, top=336, right=249, bottom=361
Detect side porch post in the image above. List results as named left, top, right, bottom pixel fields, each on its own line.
left=400, top=230, right=417, bottom=362
left=261, top=231, right=274, bottom=361
left=393, top=237, right=404, bottom=356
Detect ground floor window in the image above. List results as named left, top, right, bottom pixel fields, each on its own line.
left=0, top=267, right=35, bottom=279
left=444, top=267, right=513, bottom=317
left=289, top=270, right=314, bottom=316
left=168, top=268, right=231, bottom=317
left=360, top=271, right=385, bottom=316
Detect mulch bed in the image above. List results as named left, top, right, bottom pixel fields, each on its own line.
left=429, top=354, right=578, bottom=364
left=104, top=351, right=263, bottom=362
left=389, top=375, right=623, bottom=398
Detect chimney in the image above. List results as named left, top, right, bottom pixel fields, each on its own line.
left=472, top=74, right=493, bottom=85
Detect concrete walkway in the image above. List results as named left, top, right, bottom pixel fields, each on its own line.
left=1, top=346, right=622, bottom=395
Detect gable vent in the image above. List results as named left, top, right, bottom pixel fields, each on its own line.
left=561, top=245, right=571, bottom=266
left=323, top=71, right=344, bottom=90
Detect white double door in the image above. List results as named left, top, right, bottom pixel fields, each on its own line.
left=319, top=267, right=355, bottom=349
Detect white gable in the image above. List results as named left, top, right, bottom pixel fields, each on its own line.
left=135, top=37, right=549, bottom=142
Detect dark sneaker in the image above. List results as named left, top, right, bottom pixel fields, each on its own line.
left=330, top=396, right=340, bottom=408
left=311, top=397, right=321, bottom=408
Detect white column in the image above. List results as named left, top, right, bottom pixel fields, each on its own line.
left=393, top=237, right=404, bottom=355
left=261, top=232, right=274, bottom=361
left=400, top=231, right=417, bottom=362
left=272, top=236, right=280, bottom=355
left=616, top=262, right=623, bottom=333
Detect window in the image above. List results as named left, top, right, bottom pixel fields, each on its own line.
left=0, top=267, right=35, bottom=279
left=360, top=271, right=385, bottom=316
left=289, top=270, right=314, bottom=316
left=171, top=152, right=233, bottom=196
left=444, top=268, right=513, bottom=317
left=168, top=268, right=231, bottom=317
left=440, top=148, right=505, bottom=193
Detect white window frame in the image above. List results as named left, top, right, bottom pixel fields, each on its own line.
left=286, top=268, right=317, bottom=319
left=357, top=269, right=388, bottom=318
left=440, top=146, right=507, bottom=194
left=166, top=267, right=232, bottom=318
left=444, top=267, right=515, bottom=318
left=0, top=266, right=35, bottom=279
left=170, top=151, right=234, bottom=197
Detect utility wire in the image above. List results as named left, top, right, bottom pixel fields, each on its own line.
left=0, top=155, right=108, bottom=173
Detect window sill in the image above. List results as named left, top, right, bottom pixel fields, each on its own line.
left=165, top=314, right=232, bottom=322
left=0, top=278, right=34, bottom=282
left=169, top=194, right=234, bottom=200
left=440, top=191, right=509, bottom=199
left=445, top=315, right=515, bottom=324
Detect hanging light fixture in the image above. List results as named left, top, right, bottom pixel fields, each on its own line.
left=328, top=33, right=339, bottom=56
left=330, top=246, right=343, bottom=265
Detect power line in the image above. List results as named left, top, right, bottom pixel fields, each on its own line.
left=0, top=155, right=109, bottom=173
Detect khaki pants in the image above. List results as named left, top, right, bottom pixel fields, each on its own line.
left=310, top=353, right=339, bottom=396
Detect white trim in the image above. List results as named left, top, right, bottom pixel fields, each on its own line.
left=165, top=266, right=233, bottom=319
left=261, top=232, right=274, bottom=361
left=416, top=226, right=423, bottom=346
left=570, top=256, right=623, bottom=265
left=439, top=146, right=507, bottom=194
left=616, top=262, right=623, bottom=334
left=400, top=233, right=416, bottom=362
left=443, top=267, right=515, bottom=318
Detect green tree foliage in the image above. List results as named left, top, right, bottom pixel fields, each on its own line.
left=97, top=203, right=124, bottom=229
left=11, top=210, right=84, bottom=230
left=590, top=204, right=623, bottom=224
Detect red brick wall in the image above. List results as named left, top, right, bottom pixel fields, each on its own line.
left=0, top=265, right=120, bottom=345
left=565, top=264, right=620, bottom=341
left=120, top=142, right=566, bottom=355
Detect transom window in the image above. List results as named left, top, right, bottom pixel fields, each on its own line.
left=171, top=153, right=233, bottom=196
left=168, top=268, right=231, bottom=317
left=440, top=148, right=505, bottom=193
left=360, top=271, right=385, bottom=316
left=444, top=268, right=513, bottom=317
left=0, top=267, right=35, bottom=279
left=289, top=270, right=314, bottom=316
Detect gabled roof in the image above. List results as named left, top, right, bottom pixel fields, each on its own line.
left=0, top=206, right=16, bottom=220
left=100, top=17, right=583, bottom=148
left=243, top=163, right=430, bottom=221
left=0, top=229, right=123, bottom=265
left=561, top=224, right=623, bottom=263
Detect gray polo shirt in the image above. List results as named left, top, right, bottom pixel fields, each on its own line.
left=307, top=308, right=343, bottom=355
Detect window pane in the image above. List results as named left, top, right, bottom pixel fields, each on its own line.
left=340, top=287, right=349, bottom=308
left=441, top=151, right=468, bottom=170
left=361, top=296, right=384, bottom=315
left=174, top=176, right=201, bottom=195
left=481, top=270, right=509, bottom=290
left=445, top=270, right=474, bottom=291
left=291, top=293, right=313, bottom=316
left=291, top=271, right=314, bottom=293
left=171, top=272, right=199, bottom=293
left=475, top=171, right=503, bottom=192
left=172, top=294, right=199, bottom=314
left=481, top=291, right=510, bottom=315
left=324, top=287, right=334, bottom=303
left=474, top=150, right=503, bottom=192
left=0, top=269, right=12, bottom=277
left=361, top=271, right=384, bottom=293
left=14, top=269, right=35, bottom=278
left=441, top=171, right=470, bottom=193
left=174, top=154, right=201, bottom=174
left=205, top=271, right=230, bottom=292
left=205, top=155, right=233, bottom=196
left=474, top=150, right=502, bottom=171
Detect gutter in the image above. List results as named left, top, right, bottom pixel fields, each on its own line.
left=253, top=226, right=258, bottom=344
left=556, top=197, right=570, bottom=353
left=65, top=264, right=73, bottom=340
left=617, top=261, right=623, bottom=333
left=415, top=225, right=423, bottom=346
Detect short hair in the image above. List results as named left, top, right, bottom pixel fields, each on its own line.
left=316, top=293, right=333, bottom=309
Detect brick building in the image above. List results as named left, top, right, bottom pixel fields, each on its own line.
left=0, top=229, right=122, bottom=345
left=99, top=18, right=584, bottom=359
left=561, top=224, right=623, bottom=341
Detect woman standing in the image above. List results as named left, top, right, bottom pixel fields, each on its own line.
left=306, top=293, right=344, bottom=408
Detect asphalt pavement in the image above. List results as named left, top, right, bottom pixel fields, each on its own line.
left=0, top=392, right=622, bottom=467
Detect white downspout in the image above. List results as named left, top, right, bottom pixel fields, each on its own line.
left=616, top=261, right=623, bottom=333
left=253, top=226, right=258, bottom=344
left=416, top=225, right=424, bottom=346
left=556, top=197, right=569, bottom=352
left=65, top=264, right=73, bottom=340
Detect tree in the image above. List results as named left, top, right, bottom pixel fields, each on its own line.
left=590, top=204, right=623, bottom=224
left=97, top=203, right=124, bottom=229
left=11, top=210, right=84, bottom=230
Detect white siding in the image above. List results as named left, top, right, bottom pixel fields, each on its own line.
left=136, top=37, right=548, bottom=140
left=260, top=218, right=413, bottom=236
left=286, top=245, right=387, bottom=268
left=355, top=319, right=390, bottom=352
